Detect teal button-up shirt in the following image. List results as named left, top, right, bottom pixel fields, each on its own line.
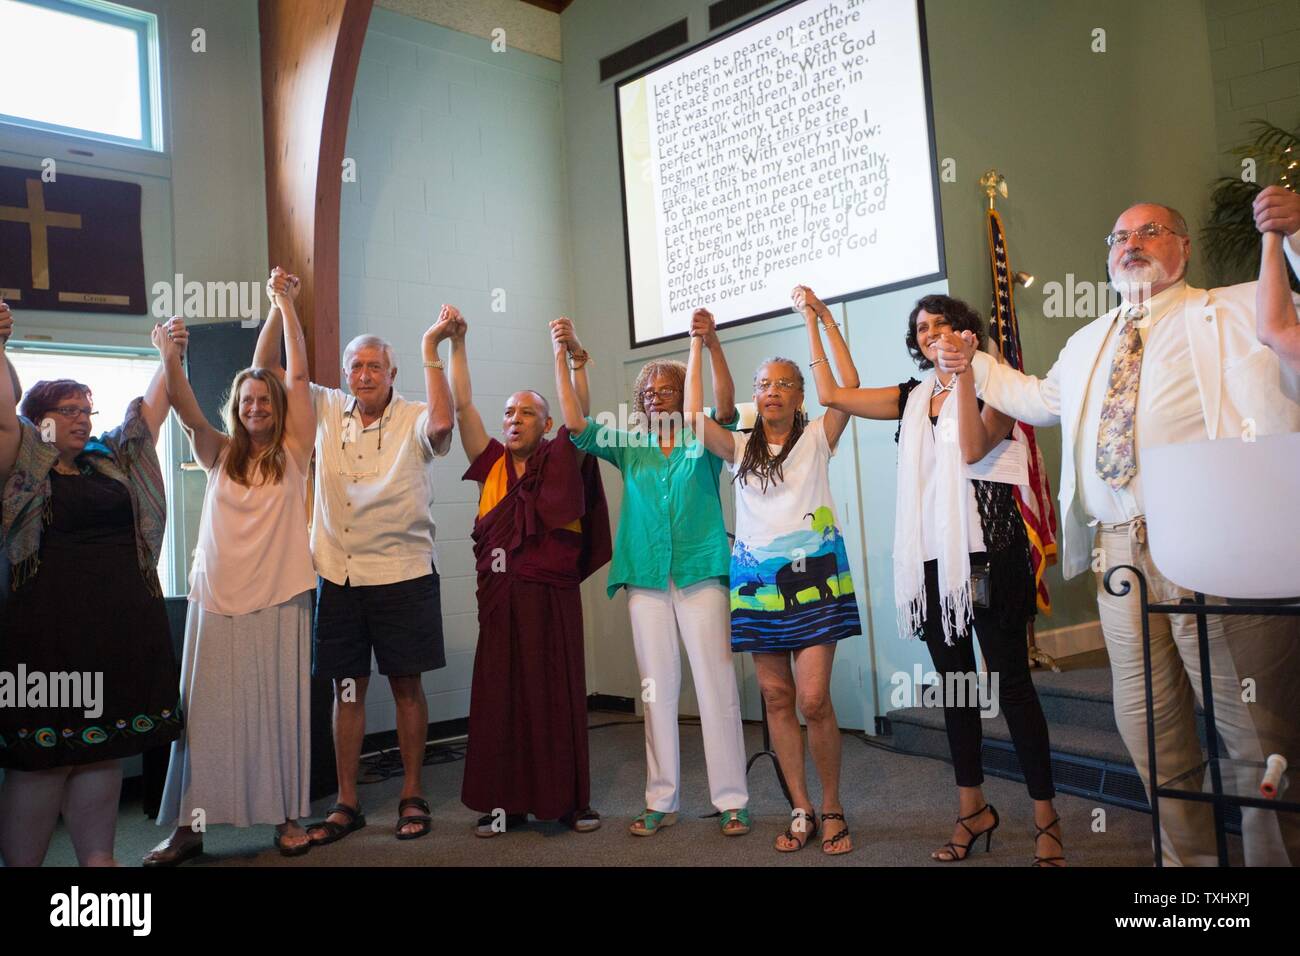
left=570, top=414, right=735, bottom=598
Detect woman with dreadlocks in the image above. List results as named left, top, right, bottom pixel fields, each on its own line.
left=686, top=286, right=861, bottom=856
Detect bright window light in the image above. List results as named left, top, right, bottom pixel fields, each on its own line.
left=8, top=348, right=176, bottom=592
left=0, top=0, right=159, bottom=149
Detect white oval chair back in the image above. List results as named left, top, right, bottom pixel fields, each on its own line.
left=1142, top=431, right=1300, bottom=600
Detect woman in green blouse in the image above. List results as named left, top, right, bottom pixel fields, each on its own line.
left=554, top=310, right=751, bottom=838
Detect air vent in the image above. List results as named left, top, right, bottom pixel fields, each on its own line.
left=709, top=0, right=777, bottom=32
left=599, top=19, right=689, bottom=83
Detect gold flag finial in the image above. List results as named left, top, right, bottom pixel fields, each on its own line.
left=979, top=169, right=1008, bottom=209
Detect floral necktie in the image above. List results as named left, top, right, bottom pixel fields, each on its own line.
left=1095, top=305, right=1148, bottom=490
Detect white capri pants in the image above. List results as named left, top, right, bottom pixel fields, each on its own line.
left=626, top=578, right=749, bottom=813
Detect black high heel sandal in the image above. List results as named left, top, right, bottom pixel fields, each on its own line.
left=1032, top=815, right=1066, bottom=867
left=932, top=803, right=999, bottom=862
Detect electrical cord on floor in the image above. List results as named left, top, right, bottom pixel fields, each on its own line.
left=358, top=740, right=467, bottom=786
left=588, top=714, right=702, bottom=731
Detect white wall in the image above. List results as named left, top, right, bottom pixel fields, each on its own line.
left=1208, top=0, right=1300, bottom=177
left=338, top=8, right=571, bottom=729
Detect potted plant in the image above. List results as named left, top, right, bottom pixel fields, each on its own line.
left=1202, top=120, right=1298, bottom=292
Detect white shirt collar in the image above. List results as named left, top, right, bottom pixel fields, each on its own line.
left=1118, top=279, right=1187, bottom=320
left=344, top=389, right=398, bottom=426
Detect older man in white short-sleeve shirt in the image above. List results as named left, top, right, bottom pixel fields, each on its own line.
left=255, top=305, right=458, bottom=845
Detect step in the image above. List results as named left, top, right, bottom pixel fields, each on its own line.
left=883, top=672, right=1241, bottom=831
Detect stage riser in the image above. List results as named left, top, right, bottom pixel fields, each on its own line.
left=883, top=713, right=1241, bottom=833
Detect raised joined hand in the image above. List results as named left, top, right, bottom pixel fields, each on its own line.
left=1253, top=185, right=1300, bottom=237
left=688, top=308, right=717, bottom=343
left=550, top=316, right=582, bottom=356
left=935, top=330, right=976, bottom=375
left=266, top=266, right=300, bottom=303
left=426, top=304, right=462, bottom=345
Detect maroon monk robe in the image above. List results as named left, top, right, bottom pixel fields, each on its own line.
left=460, top=426, right=611, bottom=819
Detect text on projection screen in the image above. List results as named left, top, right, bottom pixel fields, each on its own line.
left=618, top=0, right=940, bottom=345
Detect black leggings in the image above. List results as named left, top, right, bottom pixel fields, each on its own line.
left=920, top=558, right=1056, bottom=801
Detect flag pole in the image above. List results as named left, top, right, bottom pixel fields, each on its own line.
left=980, top=170, right=1061, bottom=673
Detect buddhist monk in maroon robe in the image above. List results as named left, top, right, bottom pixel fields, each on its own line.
left=448, top=313, right=610, bottom=836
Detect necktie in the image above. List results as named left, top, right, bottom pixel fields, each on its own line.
left=1095, top=305, right=1148, bottom=490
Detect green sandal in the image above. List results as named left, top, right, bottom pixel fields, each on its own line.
left=719, top=808, right=751, bottom=836
left=629, top=809, right=677, bottom=836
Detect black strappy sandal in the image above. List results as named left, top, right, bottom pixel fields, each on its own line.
left=932, top=803, right=999, bottom=862
left=395, top=796, right=433, bottom=840
left=775, top=809, right=818, bottom=853
left=306, top=802, right=366, bottom=846
left=1032, top=815, right=1066, bottom=867
left=820, top=812, right=853, bottom=856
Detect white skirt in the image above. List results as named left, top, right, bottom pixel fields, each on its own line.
left=157, top=591, right=313, bottom=828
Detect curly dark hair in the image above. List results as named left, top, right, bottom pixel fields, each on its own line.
left=905, top=294, right=984, bottom=370
left=19, top=379, right=92, bottom=424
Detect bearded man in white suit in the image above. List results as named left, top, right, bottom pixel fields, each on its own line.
left=938, top=189, right=1300, bottom=866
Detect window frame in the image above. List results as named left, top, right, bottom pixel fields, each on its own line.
left=0, top=0, right=164, bottom=152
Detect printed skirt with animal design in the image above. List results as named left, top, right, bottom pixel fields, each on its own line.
left=728, top=505, right=861, bottom=653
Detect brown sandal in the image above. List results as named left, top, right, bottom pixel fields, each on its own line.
left=306, top=802, right=366, bottom=846
left=395, top=796, right=432, bottom=840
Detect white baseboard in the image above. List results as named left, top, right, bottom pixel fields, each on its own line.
left=1035, top=619, right=1105, bottom=660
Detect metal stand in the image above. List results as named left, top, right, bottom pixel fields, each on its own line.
left=1102, top=565, right=1300, bottom=867
left=746, top=695, right=793, bottom=808
left=1026, top=620, right=1060, bottom=672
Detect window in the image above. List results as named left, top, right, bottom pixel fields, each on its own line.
left=0, top=0, right=162, bottom=151
left=7, top=345, right=179, bottom=593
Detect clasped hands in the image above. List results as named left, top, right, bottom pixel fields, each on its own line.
left=934, top=329, right=978, bottom=376
left=549, top=316, right=584, bottom=357
left=151, top=316, right=189, bottom=361
left=1253, top=185, right=1300, bottom=238
left=425, top=305, right=466, bottom=351
left=266, top=266, right=301, bottom=303
left=686, top=307, right=719, bottom=345
left=791, top=284, right=831, bottom=322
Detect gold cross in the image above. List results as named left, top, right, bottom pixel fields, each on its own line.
left=0, top=179, right=83, bottom=290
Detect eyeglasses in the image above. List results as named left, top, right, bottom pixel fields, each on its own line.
left=48, top=405, right=97, bottom=420
left=640, top=387, right=680, bottom=401
left=1103, top=222, right=1185, bottom=249
left=755, top=379, right=800, bottom=392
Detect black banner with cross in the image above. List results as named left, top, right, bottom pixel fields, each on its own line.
left=0, top=164, right=146, bottom=314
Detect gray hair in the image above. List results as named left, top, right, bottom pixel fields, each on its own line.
left=342, top=334, right=397, bottom=370
left=753, top=356, right=805, bottom=390
left=1120, top=201, right=1189, bottom=236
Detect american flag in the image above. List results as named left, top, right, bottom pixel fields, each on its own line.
left=986, top=209, right=1058, bottom=613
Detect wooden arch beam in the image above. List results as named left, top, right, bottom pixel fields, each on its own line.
left=259, top=0, right=374, bottom=387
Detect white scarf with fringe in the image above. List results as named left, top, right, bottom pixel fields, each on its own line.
left=893, top=372, right=974, bottom=645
